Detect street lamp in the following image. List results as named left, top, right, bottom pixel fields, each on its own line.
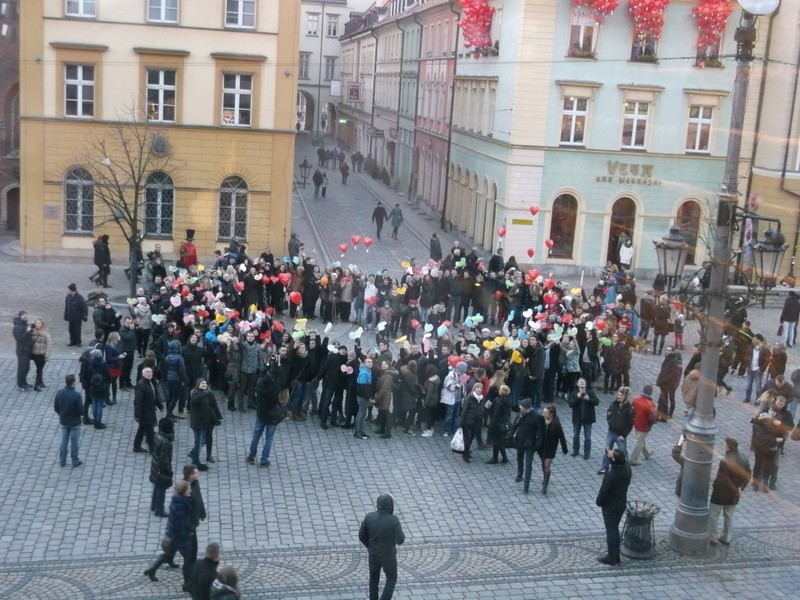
left=653, top=225, right=690, bottom=294
left=668, top=0, right=780, bottom=556
left=298, top=159, right=311, bottom=189
left=752, top=226, right=788, bottom=307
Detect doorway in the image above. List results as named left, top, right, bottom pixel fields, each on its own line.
left=607, top=197, right=636, bottom=266
left=4, top=185, right=19, bottom=234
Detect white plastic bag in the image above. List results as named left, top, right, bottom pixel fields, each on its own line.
left=450, top=427, right=465, bottom=453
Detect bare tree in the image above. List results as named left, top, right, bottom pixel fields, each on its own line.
left=82, top=108, right=179, bottom=296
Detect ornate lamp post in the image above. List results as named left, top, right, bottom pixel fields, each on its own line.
left=668, top=0, right=781, bottom=556
left=653, top=225, right=691, bottom=295
left=751, top=227, right=788, bottom=307
left=298, top=159, right=312, bottom=189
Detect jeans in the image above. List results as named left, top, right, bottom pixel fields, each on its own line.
left=368, top=553, right=398, bottom=600
left=290, top=381, right=307, bottom=411
left=602, top=507, right=624, bottom=561
left=572, top=422, right=592, bottom=457
left=60, top=425, right=81, bottom=465
left=16, top=353, right=30, bottom=387
left=530, top=378, right=544, bottom=411
left=708, top=502, right=736, bottom=543
left=191, top=428, right=206, bottom=465
left=249, top=417, right=277, bottom=465
left=355, top=396, right=369, bottom=435
left=784, top=320, right=797, bottom=347
left=364, top=304, right=377, bottom=328
left=92, top=398, right=104, bottom=424
left=151, top=484, right=168, bottom=514
left=744, top=369, right=763, bottom=403
left=601, top=431, right=628, bottom=471
left=517, top=445, right=535, bottom=490
left=444, top=402, right=461, bottom=435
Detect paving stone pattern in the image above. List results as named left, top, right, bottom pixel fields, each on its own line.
left=0, top=139, right=798, bottom=598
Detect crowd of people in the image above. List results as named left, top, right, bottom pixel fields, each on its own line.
left=16, top=225, right=799, bottom=596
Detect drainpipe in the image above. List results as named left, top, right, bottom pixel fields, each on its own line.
left=780, top=22, right=800, bottom=282
left=368, top=27, right=378, bottom=160
left=408, top=9, right=424, bottom=207
left=394, top=19, right=404, bottom=185
left=440, top=0, right=460, bottom=231
left=315, top=1, right=327, bottom=145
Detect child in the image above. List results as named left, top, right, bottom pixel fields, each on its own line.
left=673, top=312, right=686, bottom=350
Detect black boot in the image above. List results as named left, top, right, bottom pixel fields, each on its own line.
left=542, top=471, right=551, bottom=495
left=144, top=555, right=166, bottom=581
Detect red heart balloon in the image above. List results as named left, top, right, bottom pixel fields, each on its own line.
left=272, top=321, right=284, bottom=332
left=595, top=318, right=606, bottom=331
left=270, top=276, right=279, bottom=284
left=494, top=290, right=503, bottom=299
left=527, top=248, right=534, bottom=258
left=338, top=243, right=348, bottom=254
left=278, top=273, right=292, bottom=286
left=545, top=239, right=554, bottom=249
left=266, top=306, right=274, bottom=315
left=410, top=319, right=420, bottom=330
left=497, top=227, right=506, bottom=238
left=234, top=281, right=245, bottom=292
left=289, top=291, right=302, bottom=305
left=545, top=278, right=555, bottom=290
left=228, top=311, right=240, bottom=320
left=529, top=206, right=539, bottom=216
left=350, top=235, right=361, bottom=245
left=364, top=237, right=374, bottom=248
left=366, top=296, right=377, bottom=305
left=448, top=355, right=460, bottom=368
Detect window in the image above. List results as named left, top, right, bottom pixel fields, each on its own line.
left=560, top=97, right=587, bottom=145
left=324, top=57, right=336, bottom=81
left=631, top=32, right=657, bottom=62
left=221, top=73, right=252, bottom=126
left=307, top=13, right=319, bottom=36
left=65, top=64, right=94, bottom=118
left=64, top=168, right=94, bottom=234
left=299, top=52, right=310, bottom=79
left=146, top=69, right=176, bottom=122
left=453, top=76, right=497, bottom=136
left=218, top=176, right=248, bottom=240
left=225, top=0, right=255, bottom=29
left=696, top=38, right=723, bottom=68
left=548, top=194, right=578, bottom=259
left=326, top=14, right=339, bottom=37
left=148, top=0, right=178, bottom=24
left=66, top=0, right=95, bottom=18
left=621, top=101, right=649, bottom=149
left=686, top=105, right=713, bottom=153
left=568, top=5, right=597, bottom=57
left=145, top=172, right=174, bottom=237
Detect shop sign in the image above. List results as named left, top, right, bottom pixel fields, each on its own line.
left=595, top=161, right=662, bottom=186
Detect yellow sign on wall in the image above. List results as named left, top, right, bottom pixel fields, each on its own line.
left=511, top=218, right=533, bottom=225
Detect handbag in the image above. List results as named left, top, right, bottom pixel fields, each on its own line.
left=450, top=427, right=465, bottom=453
left=160, top=536, right=173, bottom=553
left=791, top=426, right=800, bottom=442
left=778, top=323, right=784, bottom=337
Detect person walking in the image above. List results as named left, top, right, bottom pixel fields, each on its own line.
left=389, top=204, right=404, bottom=240
left=13, top=310, right=33, bottom=391
left=143, top=480, right=196, bottom=585
left=53, top=374, right=84, bottom=467
left=628, top=385, right=657, bottom=465
left=30, top=319, right=52, bottom=392
left=459, top=382, right=485, bottom=463
left=312, top=169, right=323, bottom=198
left=149, top=417, right=175, bottom=518
left=93, top=234, right=112, bottom=288
left=183, top=464, right=207, bottom=589
left=64, top=284, right=88, bottom=347
left=709, top=437, right=751, bottom=545
left=537, top=404, right=568, bottom=495
left=359, top=493, right=405, bottom=600
left=321, top=172, right=328, bottom=198
left=598, top=387, right=633, bottom=475
left=187, top=543, right=220, bottom=600
left=189, top=379, right=215, bottom=471
left=133, top=366, right=164, bottom=454
left=372, top=202, right=389, bottom=240
left=596, top=448, right=632, bottom=565
left=656, top=350, right=683, bottom=421
left=779, top=290, right=800, bottom=347
left=743, top=334, right=771, bottom=404
left=568, top=377, right=599, bottom=459
left=429, top=233, right=443, bottom=262
left=511, top=398, right=543, bottom=493
left=165, top=339, right=190, bottom=419
left=247, top=355, right=287, bottom=467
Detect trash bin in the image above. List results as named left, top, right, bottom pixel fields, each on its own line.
left=621, top=501, right=660, bottom=559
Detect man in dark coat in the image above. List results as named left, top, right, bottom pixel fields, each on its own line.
left=511, top=397, right=544, bottom=494
left=92, top=297, right=121, bottom=340
left=527, top=338, right=545, bottom=410
left=596, top=448, right=632, bottom=565
left=187, top=543, right=220, bottom=600
left=359, top=493, right=405, bottom=600
left=13, top=310, right=33, bottom=391
left=133, top=366, right=164, bottom=453
left=709, top=437, right=751, bottom=545
left=183, top=465, right=206, bottom=590
left=599, top=387, right=634, bottom=474
left=54, top=374, right=84, bottom=467
left=317, top=345, right=348, bottom=428
left=488, top=247, right=504, bottom=273
left=247, top=356, right=287, bottom=467
left=64, top=284, right=88, bottom=346
left=656, top=350, right=683, bottom=420
left=779, top=290, right=800, bottom=347
left=93, top=234, right=112, bottom=288
left=568, top=378, right=599, bottom=459
left=429, top=233, right=443, bottom=261
left=371, top=202, right=389, bottom=240
left=312, top=169, right=324, bottom=197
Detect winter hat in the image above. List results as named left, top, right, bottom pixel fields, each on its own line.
left=455, top=361, right=468, bottom=374
left=158, top=417, right=174, bottom=435
left=642, top=384, right=653, bottom=397
left=68, top=283, right=77, bottom=292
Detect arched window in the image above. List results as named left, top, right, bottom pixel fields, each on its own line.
left=144, top=172, right=174, bottom=237
left=677, top=200, right=702, bottom=265
left=64, top=168, right=94, bottom=234
left=549, top=193, right=578, bottom=259
left=218, top=176, right=248, bottom=240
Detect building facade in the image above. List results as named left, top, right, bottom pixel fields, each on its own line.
left=296, top=0, right=373, bottom=141
left=0, top=0, right=19, bottom=234
left=19, top=0, right=299, bottom=262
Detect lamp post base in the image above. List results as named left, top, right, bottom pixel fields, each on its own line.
left=668, top=521, right=711, bottom=556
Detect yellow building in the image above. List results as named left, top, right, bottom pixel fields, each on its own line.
left=19, top=0, right=300, bottom=262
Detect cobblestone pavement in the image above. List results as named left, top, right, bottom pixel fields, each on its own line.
left=1, top=140, right=799, bottom=598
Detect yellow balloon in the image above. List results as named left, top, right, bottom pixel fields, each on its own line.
left=494, top=336, right=507, bottom=346
left=482, top=340, right=496, bottom=350
left=249, top=304, right=257, bottom=314
left=511, top=350, right=523, bottom=364
left=197, top=264, right=205, bottom=272
left=215, top=314, right=227, bottom=324
left=396, top=286, right=407, bottom=295
left=400, top=261, right=411, bottom=269
left=395, top=335, right=408, bottom=343
left=570, top=287, right=582, bottom=295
